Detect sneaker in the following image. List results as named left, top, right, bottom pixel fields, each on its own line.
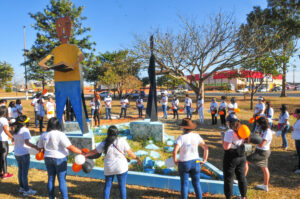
left=23, top=189, right=36, bottom=196
left=2, top=173, right=13, bottom=179
left=256, top=184, right=268, bottom=192
left=19, top=187, right=25, bottom=193
left=295, top=169, right=300, bottom=174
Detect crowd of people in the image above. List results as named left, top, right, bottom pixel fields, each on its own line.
left=0, top=93, right=300, bottom=199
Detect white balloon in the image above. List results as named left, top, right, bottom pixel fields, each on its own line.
left=165, top=157, right=175, bottom=168
left=75, top=154, right=86, bottom=165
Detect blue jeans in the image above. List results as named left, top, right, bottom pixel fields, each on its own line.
left=34, top=111, right=38, bottom=127
left=186, top=106, right=192, bottom=119
left=280, top=124, right=290, bottom=148
left=162, top=105, right=167, bottom=118
left=15, top=154, right=30, bottom=191
left=178, top=159, right=202, bottom=199
left=106, top=108, right=111, bottom=119
left=295, top=140, right=300, bottom=169
left=45, top=157, right=68, bottom=199
left=138, top=107, right=143, bottom=118
left=104, top=171, right=128, bottom=199
left=120, top=108, right=127, bottom=118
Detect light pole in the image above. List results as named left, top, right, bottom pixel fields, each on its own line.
left=23, top=25, right=28, bottom=100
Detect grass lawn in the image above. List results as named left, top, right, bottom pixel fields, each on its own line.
left=0, top=92, right=300, bottom=198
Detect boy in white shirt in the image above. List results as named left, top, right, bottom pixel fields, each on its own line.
left=253, top=97, right=265, bottom=133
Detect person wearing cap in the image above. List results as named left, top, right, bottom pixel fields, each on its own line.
left=171, top=96, right=179, bottom=120
left=263, top=101, right=274, bottom=128
left=197, top=95, right=204, bottom=124
left=160, top=92, right=168, bottom=119
left=184, top=94, right=192, bottom=119
left=210, top=97, right=218, bottom=125
left=291, top=109, right=300, bottom=174
left=219, top=96, right=227, bottom=129
left=279, top=104, right=290, bottom=150
left=252, top=96, right=265, bottom=133
left=12, top=115, right=38, bottom=196
left=173, top=118, right=209, bottom=199
left=0, top=106, right=14, bottom=179
left=222, top=114, right=247, bottom=199
left=245, top=117, right=273, bottom=192
left=104, top=93, right=112, bottom=120
left=227, top=97, right=238, bottom=115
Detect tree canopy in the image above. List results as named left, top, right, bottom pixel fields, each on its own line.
left=0, top=61, right=14, bottom=89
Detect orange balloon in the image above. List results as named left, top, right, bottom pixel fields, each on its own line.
left=211, top=111, right=215, bottom=114
left=171, top=107, right=174, bottom=110
left=219, top=111, right=224, bottom=115
left=234, top=108, right=240, bottom=113
left=72, top=163, right=82, bottom=172
left=256, top=116, right=260, bottom=120
left=249, top=117, right=255, bottom=124
left=82, top=148, right=90, bottom=153
left=179, top=108, right=184, bottom=113
left=36, top=152, right=44, bottom=161
left=238, top=124, right=251, bottom=139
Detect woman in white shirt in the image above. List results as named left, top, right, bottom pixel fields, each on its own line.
left=13, top=115, right=38, bottom=196
left=264, top=101, right=274, bottom=128
left=172, top=96, right=179, bottom=120
left=292, top=109, right=300, bottom=174
left=173, top=118, right=208, bottom=199
left=245, top=117, right=273, bottom=192
left=46, top=97, right=56, bottom=119
left=210, top=97, right=218, bottom=125
left=85, top=125, right=141, bottom=199
left=0, top=106, right=14, bottom=179
left=222, top=114, right=247, bottom=199
left=120, top=96, right=129, bottom=119
left=37, top=118, right=83, bottom=199
left=253, top=97, right=265, bottom=133
left=197, top=95, right=204, bottom=123
left=219, top=96, right=227, bottom=129
left=279, top=104, right=289, bottom=150
left=8, top=101, right=18, bottom=119
left=228, top=97, right=238, bottom=115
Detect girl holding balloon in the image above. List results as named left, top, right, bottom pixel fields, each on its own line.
left=37, top=117, right=83, bottom=199
left=245, top=117, right=273, bottom=192
left=12, top=115, right=38, bottom=196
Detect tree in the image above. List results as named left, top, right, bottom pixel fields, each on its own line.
left=133, top=14, right=252, bottom=98
left=157, top=75, right=184, bottom=90
left=98, top=67, right=119, bottom=92
left=0, top=61, right=14, bottom=89
left=141, top=77, right=150, bottom=87
left=24, top=0, right=95, bottom=88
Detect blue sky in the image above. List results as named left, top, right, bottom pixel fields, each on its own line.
left=0, top=0, right=299, bottom=83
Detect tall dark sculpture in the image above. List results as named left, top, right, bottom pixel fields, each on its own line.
left=146, top=35, right=158, bottom=121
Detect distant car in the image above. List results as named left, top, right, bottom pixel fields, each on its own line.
left=18, top=88, right=25, bottom=92
left=286, top=84, right=296, bottom=90
left=173, top=88, right=188, bottom=95
left=99, top=91, right=109, bottom=98
left=236, top=88, right=249, bottom=93
left=131, top=91, right=145, bottom=99
left=32, top=92, right=55, bottom=99
left=258, top=87, right=268, bottom=92
left=27, top=89, right=34, bottom=93
left=157, top=89, right=169, bottom=96
left=271, top=86, right=282, bottom=92
left=295, top=86, right=300, bottom=91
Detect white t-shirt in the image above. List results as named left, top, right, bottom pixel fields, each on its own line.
left=46, top=102, right=55, bottom=115
left=224, top=129, right=244, bottom=149
left=90, top=101, right=95, bottom=110
left=292, top=119, right=300, bottom=140
left=254, top=103, right=265, bottom=116
left=256, top=128, right=273, bottom=151
left=228, top=103, right=238, bottom=114
left=104, top=96, right=112, bottom=108
left=210, top=102, right=218, bottom=110
left=13, top=127, right=31, bottom=156
left=264, top=108, right=274, bottom=123
left=161, top=96, right=168, bottom=106
left=176, top=132, right=204, bottom=162
left=32, top=98, right=45, bottom=111
left=136, top=98, right=144, bottom=107
left=0, top=117, right=9, bottom=141
left=120, top=99, right=129, bottom=108
left=37, top=130, right=72, bottom=159
left=219, top=101, right=227, bottom=110
left=279, top=111, right=289, bottom=125
left=96, top=137, right=130, bottom=176
left=197, top=99, right=204, bottom=110
left=16, top=104, right=23, bottom=115
left=185, top=98, right=192, bottom=107
left=8, top=107, right=18, bottom=119
left=172, top=99, right=179, bottom=110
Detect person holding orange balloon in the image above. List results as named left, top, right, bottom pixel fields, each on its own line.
left=227, top=97, right=238, bottom=115
left=252, top=97, right=265, bottom=133
left=210, top=98, right=218, bottom=125
left=219, top=96, right=227, bottom=129
left=222, top=114, right=247, bottom=199
left=12, top=115, right=38, bottom=196
left=46, top=97, right=56, bottom=119
left=245, top=117, right=272, bottom=192
left=37, top=117, right=83, bottom=199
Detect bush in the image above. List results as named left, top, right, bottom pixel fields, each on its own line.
left=204, top=85, right=229, bottom=91
left=5, top=86, right=12, bottom=92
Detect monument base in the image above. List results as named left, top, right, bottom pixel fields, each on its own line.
left=130, top=119, right=164, bottom=142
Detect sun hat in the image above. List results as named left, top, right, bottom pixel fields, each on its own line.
left=179, top=118, right=197, bottom=129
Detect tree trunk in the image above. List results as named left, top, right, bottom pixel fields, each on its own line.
left=281, top=43, right=288, bottom=97
left=250, top=91, right=254, bottom=110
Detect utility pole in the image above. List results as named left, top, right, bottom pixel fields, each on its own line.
left=24, top=25, right=28, bottom=100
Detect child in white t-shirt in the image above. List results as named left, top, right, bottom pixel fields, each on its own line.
left=46, top=97, right=56, bottom=119
left=210, top=98, right=218, bottom=125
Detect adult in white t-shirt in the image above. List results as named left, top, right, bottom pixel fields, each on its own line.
left=0, top=106, right=14, bottom=179
left=172, top=97, right=179, bottom=120
left=120, top=96, right=129, bottom=118
left=46, top=97, right=56, bottom=119
left=246, top=117, right=272, bottom=192
left=85, top=125, right=141, bottom=199
left=37, top=117, right=83, bottom=199
left=160, top=93, right=168, bottom=119
left=16, top=99, right=23, bottom=116
left=13, top=115, right=38, bottom=195
left=279, top=104, right=289, bottom=149
left=136, top=95, right=144, bottom=118
left=8, top=101, right=18, bottom=119
left=31, top=96, right=45, bottom=128
left=253, top=97, right=265, bottom=133
left=263, top=101, right=274, bottom=128
left=184, top=94, right=192, bottom=119
left=292, top=109, right=300, bottom=173
left=219, top=96, right=227, bottom=129
left=104, top=93, right=112, bottom=120
left=210, top=98, right=218, bottom=125
left=173, top=118, right=208, bottom=199
left=228, top=97, right=238, bottom=115
left=197, top=95, right=204, bottom=123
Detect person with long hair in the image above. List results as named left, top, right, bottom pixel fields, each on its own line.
left=219, top=96, right=227, bottom=129
left=197, top=95, right=204, bottom=123
left=222, top=114, right=247, bottom=199
left=173, top=118, right=209, bottom=199
left=8, top=101, right=18, bottom=119
left=16, top=99, right=23, bottom=116
left=172, top=96, right=179, bottom=120
left=46, top=97, right=56, bottom=119
left=279, top=104, right=290, bottom=150
left=264, top=101, right=274, bottom=128
left=12, top=115, right=38, bottom=196
left=0, top=106, right=14, bottom=179
left=292, top=109, right=300, bottom=174
left=37, top=118, right=83, bottom=199
left=245, top=117, right=273, bottom=192
left=85, top=125, right=141, bottom=199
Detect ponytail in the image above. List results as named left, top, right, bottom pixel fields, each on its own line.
left=103, top=125, right=119, bottom=154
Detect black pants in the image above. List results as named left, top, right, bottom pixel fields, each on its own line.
left=223, top=151, right=247, bottom=199
left=0, top=141, right=8, bottom=174
left=211, top=113, right=217, bottom=125
left=94, top=109, right=100, bottom=126
left=120, top=108, right=127, bottom=118
left=173, top=109, right=178, bottom=119
left=220, top=110, right=226, bottom=125
left=38, top=117, right=43, bottom=133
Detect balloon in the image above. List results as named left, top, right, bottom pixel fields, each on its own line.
left=234, top=108, right=240, bottom=113
left=82, top=148, right=90, bottom=154
left=75, top=154, right=86, bottom=165
left=219, top=111, right=224, bottom=115
left=256, top=116, right=260, bottom=120
left=238, top=124, right=251, bottom=139
left=250, top=134, right=263, bottom=144
left=36, top=152, right=44, bottom=161
left=211, top=111, right=215, bottom=114
left=179, top=108, right=184, bottom=113
left=171, top=107, right=174, bottom=110
left=82, top=159, right=95, bottom=173
left=72, top=163, right=82, bottom=172
left=249, top=117, right=255, bottom=124
left=48, top=111, right=54, bottom=114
